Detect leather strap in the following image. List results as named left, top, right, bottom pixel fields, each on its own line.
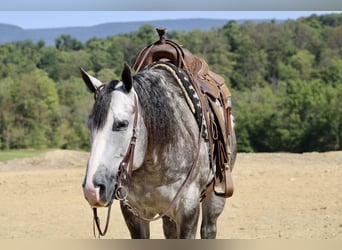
left=93, top=205, right=112, bottom=238
left=133, top=44, right=153, bottom=72
left=117, top=95, right=139, bottom=185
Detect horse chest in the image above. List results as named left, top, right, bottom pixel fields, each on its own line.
left=126, top=179, right=179, bottom=215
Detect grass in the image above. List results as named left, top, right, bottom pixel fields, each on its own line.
left=0, top=149, right=47, bottom=162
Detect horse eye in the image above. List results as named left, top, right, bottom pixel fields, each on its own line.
left=112, top=119, right=129, bottom=131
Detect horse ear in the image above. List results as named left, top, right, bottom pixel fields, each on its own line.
left=80, top=67, right=103, bottom=93
left=121, top=63, right=132, bottom=92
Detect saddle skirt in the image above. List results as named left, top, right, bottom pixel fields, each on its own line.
left=131, top=28, right=234, bottom=199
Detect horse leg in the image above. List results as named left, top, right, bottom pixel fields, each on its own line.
left=176, top=203, right=201, bottom=239
left=162, top=216, right=177, bottom=239
left=200, top=192, right=226, bottom=239
left=120, top=202, right=150, bottom=239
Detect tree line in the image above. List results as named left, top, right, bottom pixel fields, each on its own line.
left=0, top=13, right=341, bottom=152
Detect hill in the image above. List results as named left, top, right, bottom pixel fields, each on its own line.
left=0, top=18, right=271, bottom=45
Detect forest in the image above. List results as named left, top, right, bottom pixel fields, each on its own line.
left=0, top=13, right=341, bottom=153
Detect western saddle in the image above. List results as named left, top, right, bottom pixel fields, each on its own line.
left=132, top=28, right=234, bottom=200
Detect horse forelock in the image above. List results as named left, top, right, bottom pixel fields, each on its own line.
left=88, top=80, right=120, bottom=131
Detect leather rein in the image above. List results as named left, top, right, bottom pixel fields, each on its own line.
left=92, top=86, right=203, bottom=238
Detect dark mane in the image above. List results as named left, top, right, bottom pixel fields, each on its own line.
left=88, top=80, right=119, bottom=131
left=133, top=68, right=179, bottom=147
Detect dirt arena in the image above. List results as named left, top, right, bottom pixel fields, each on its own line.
left=0, top=149, right=341, bottom=239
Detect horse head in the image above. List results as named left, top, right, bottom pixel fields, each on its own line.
left=81, top=64, right=146, bottom=207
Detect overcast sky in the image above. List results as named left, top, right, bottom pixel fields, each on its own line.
left=0, top=11, right=341, bottom=29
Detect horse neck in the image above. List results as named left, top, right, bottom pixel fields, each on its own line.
left=133, top=78, right=199, bottom=167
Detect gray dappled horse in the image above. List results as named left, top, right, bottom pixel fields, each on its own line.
left=81, top=63, right=236, bottom=239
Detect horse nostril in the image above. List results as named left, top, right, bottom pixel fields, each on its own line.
left=92, top=167, right=117, bottom=205
left=93, top=174, right=106, bottom=194
left=94, top=183, right=106, bottom=197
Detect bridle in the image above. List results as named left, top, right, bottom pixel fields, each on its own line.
left=92, top=93, right=138, bottom=238
left=91, top=84, right=203, bottom=238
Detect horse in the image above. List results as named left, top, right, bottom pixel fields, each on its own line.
left=81, top=62, right=237, bottom=239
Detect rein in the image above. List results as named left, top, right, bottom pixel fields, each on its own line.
left=92, top=205, right=111, bottom=238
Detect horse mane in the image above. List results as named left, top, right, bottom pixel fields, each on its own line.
left=133, top=68, right=179, bottom=147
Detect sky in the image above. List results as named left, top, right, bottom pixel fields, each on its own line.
left=0, top=0, right=341, bottom=11
left=0, top=11, right=341, bottom=29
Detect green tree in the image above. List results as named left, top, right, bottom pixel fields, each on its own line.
left=85, top=38, right=112, bottom=74
left=288, top=50, right=315, bottom=80
left=0, top=77, right=15, bottom=149
left=56, top=77, right=92, bottom=149
left=234, top=86, right=282, bottom=152
left=131, top=24, right=157, bottom=47
left=55, top=34, right=83, bottom=51
left=222, top=21, right=268, bottom=89
left=9, top=70, right=61, bottom=148
left=319, top=58, right=342, bottom=86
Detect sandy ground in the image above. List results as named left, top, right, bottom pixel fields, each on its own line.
left=0, top=149, right=341, bottom=239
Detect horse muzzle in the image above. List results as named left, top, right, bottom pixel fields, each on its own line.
left=83, top=184, right=103, bottom=207
left=83, top=167, right=117, bottom=207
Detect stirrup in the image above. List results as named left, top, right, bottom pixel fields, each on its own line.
left=214, top=163, right=234, bottom=198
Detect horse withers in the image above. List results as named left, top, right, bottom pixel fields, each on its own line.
left=81, top=62, right=236, bottom=239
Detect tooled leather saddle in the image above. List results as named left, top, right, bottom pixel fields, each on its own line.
left=131, top=28, right=234, bottom=199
